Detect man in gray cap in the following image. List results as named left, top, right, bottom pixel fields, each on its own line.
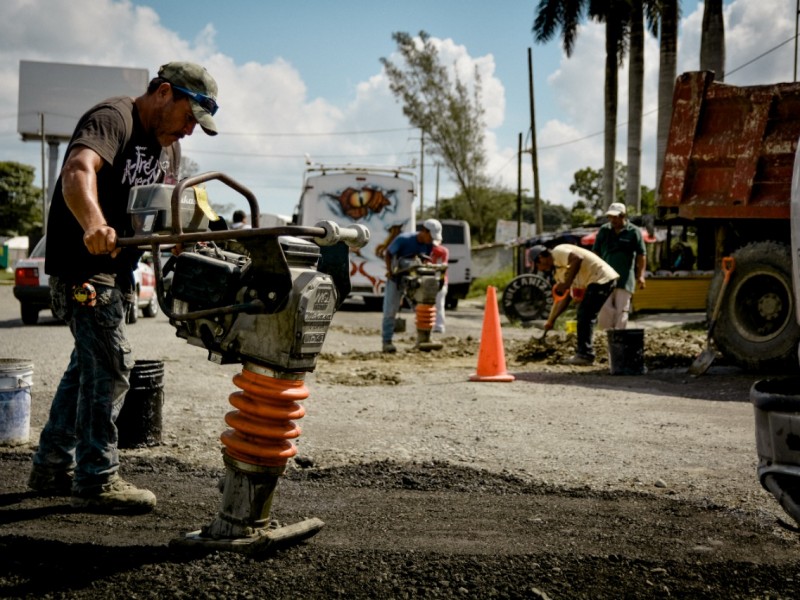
left=29, top=62, right=219, bottom=514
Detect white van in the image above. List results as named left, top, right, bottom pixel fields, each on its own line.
left=295, top=165, right=417, bottom=309
left=417, top=218, right=472, bottom=309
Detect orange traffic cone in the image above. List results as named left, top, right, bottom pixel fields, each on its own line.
left=469, top=286, right=515, bottom=382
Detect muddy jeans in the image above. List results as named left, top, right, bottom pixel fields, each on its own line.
left=575, top=281, right=616, bottom=360
left=32, top=276, right=134, bottom=492
left=381, top=278, right=403, bottom=344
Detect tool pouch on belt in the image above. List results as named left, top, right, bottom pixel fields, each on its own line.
left=72, top=282, right=97, bottom=307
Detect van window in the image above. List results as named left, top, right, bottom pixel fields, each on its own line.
left=441, top=223, right=466, bottom=245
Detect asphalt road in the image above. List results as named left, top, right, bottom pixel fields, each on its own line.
left=3, top=282, right=800, bottom=599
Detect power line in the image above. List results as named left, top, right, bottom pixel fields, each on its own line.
left=186, top=148, right=417, bottom=159
left=726, top=35, right=796, bottom=78
left=223, top=127, right=412, bottom=137
left=530, top=34, right=799, bottom=153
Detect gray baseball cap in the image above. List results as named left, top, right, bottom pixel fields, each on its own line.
left=158, top=62, right=219, bottom=136
left=527, top=245, right=550, bottom=264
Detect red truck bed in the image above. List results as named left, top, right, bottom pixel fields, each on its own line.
left=659, top=71, right=800, bottom=220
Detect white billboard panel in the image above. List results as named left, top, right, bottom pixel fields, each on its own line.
left=17, top=60, right=149, bottom=142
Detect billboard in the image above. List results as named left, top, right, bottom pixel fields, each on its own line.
left=17, top=60, right=149, bottom=142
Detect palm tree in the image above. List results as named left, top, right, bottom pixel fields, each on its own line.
left=627, top=0, right=645, bottom=213
left=600, top=1, right=629, bottom=211
left=534, top=0, right=629, bottom=210
left=626, top=0, right=660, bottom=214
left=655, top=0, right=679, bottom=200
left=700, top=0, right=725, bottom=81
left=534, top=1, right=667, bottom=212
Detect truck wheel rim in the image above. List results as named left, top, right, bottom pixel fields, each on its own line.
left=730, top=270, right=793, bottom=343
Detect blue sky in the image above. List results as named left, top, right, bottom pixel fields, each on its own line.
left=1, top=0, right=797, bottom=222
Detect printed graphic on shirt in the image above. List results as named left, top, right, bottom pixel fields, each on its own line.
left=123, top=145, right=164, bottom=186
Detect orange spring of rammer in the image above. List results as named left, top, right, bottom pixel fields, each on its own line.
left=220, top=368, right=308, bottom=467
left=415, top=303, right=436, bottom=330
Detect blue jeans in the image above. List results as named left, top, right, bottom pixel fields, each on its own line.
left=381, top=278, right=402, bottom=344
left=32, top=276, right=134, bottom=491
left=575, top=281, right=616, bottom=359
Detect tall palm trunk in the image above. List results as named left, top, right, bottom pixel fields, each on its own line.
left=655, top=0, right=678, bottom=200
left=700, top=0, right=725, bottom=81
left=603, top=17, right=620, bottom=210
left=627, top=0, right=644, bottom=213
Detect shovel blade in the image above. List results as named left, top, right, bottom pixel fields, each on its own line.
left=688, top=347, right=715, bottom=376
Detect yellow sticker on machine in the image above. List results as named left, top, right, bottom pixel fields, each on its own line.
left=192, top=185, right=220, bottom=221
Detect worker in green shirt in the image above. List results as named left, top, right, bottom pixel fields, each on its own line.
left=592, top=202, right=647, bottom=330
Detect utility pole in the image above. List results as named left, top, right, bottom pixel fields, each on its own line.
left=792, top=0, right=800, bottom=81
left=528, top=48, right=543, bottom=234
left=419, top=129, right=425, bottom=215
left=516, top=133, right=523, bottom=276
left=39, top=113, right=47, bottom=232
left=434, top=163, right=440, bottom=218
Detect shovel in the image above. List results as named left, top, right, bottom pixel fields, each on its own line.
left=688, top=256, right=735, bottom=376
left=531, top=285, right=570, bottom=341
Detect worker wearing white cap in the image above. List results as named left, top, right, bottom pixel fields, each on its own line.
left=593, top=202, right=647, bottom=330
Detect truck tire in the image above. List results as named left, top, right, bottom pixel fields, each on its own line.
left=501, top=274, right=553, bottom=323
left=142, top=294, right=159, bottom=318
left=363, top=297, right=384, bottom=311
left=710, top=241, right=800, bottom=372
left=126, top=294, right=139, bottom=324
left=20, top=304, right=39, bottom=325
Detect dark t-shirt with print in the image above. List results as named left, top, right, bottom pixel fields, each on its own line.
left=45, top=96, right=176, bottom=283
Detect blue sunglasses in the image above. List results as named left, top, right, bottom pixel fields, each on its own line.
left=171, top=84, right=219, bottom=116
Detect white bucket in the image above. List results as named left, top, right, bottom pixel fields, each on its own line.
left=0, top=359, right=33, bottom=445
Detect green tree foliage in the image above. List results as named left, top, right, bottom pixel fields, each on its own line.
left=570, top=163, right=626, bottom=211
left=433, top=187, right=515, bottom=245
left=570, top=200, right=596, bottom=228
left=424, top=189, right=571, bottom=244
left=381, top=32, right=495, bottom=237
left=0, top=162, right=42, bottom=236
left=517, top=196, right=571, bottom=232
left=570, top=163, right=654, bottom=217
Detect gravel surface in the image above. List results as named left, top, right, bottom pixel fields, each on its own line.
left=1, top=284, right=799, bottom=599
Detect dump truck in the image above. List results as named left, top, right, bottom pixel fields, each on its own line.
left=658, top=70, right=800, bottom=371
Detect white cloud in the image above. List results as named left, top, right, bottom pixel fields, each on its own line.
left=1, top=0, right=797, bottom=220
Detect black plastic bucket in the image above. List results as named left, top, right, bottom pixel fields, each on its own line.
left=751, top=377, right=800, bottom=471
left=750, top=378, right=800, bottom=524
left=117, top=360, right=164, bottom=448
left=607, top=329, right=645, bottom=375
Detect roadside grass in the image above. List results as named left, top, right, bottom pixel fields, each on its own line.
left=467, top=268, right=515, bottom=300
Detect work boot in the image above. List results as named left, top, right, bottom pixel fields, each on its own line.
left=28, top=465, right=74, bottom=496
left=565, top=354, right=594, bottom=366
left=382, top=342, right=397, bottom=354
left=70, top=474, right=156, bottom=514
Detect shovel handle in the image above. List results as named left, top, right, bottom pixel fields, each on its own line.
left=721, top=256, right=735, bottom=282
left=708, top=255, right=736, bottom=332
left=552, top=284, right=569, bottom=302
